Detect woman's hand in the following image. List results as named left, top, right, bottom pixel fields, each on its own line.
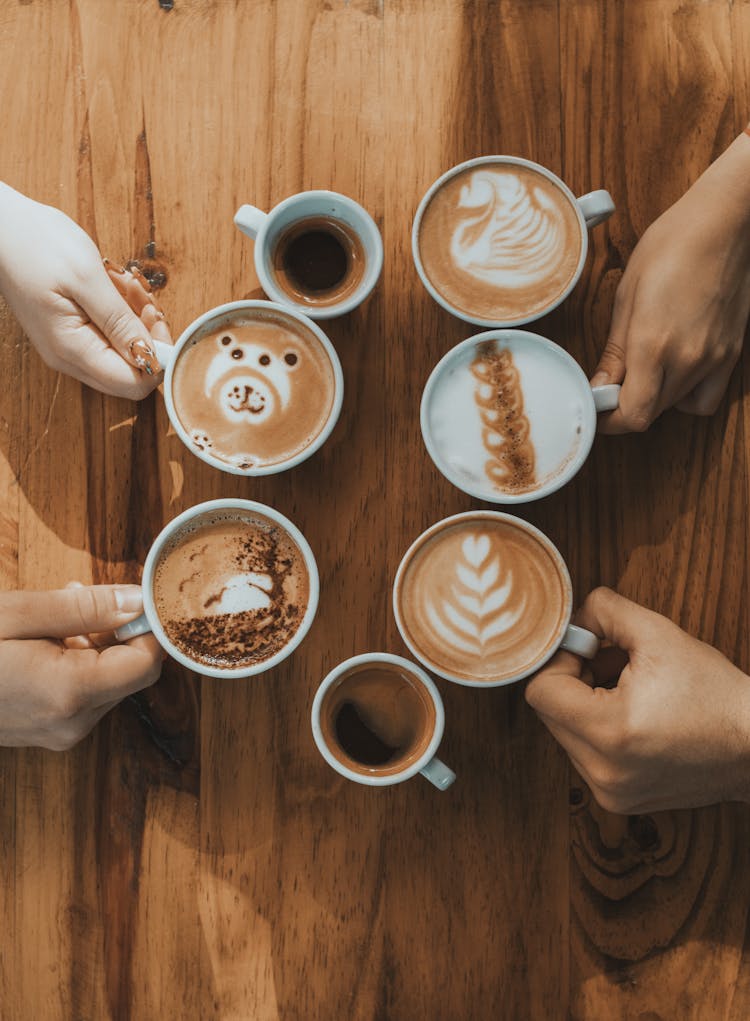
left=0, top=584, right=163, bottom=750
left=592, top=132, right=750, bottom=432
left=525, top=587, right=750, bottom=813
left=0, top=182, right=171, bottom=399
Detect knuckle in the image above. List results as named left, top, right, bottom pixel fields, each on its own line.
left=102, top=306, right=139, bottom=346
left=49, top=680, right=88, bottom=722
left=622, top=407, right=652, bottom=433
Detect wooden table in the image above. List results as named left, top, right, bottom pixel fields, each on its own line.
left=1, top=1, right=749, bottom=1017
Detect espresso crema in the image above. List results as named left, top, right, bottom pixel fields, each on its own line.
left=153, top=511, right=309, bottom=670
left=395, top=516, right=569, bottom=683
left=172, top=310, right=336, bottom=470
left=418, top=161, right=583, bottom=322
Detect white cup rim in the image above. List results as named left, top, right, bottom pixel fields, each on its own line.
left=140, top=499, right=320, bottom=679
left=411, top=154, right=589, bottom=328
left=311, top=652, right=446, bottom=786
left=161, top=300, right=344, bottom=476
left=252, top=190, right=384, bottom=319
left=392, top=511, right=574, bottom=687
left=420, top=329, right=598, bottom=504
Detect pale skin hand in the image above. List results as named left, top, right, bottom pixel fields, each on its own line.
left=592, top=132, right=750, bottom=432
left=0, top=584, right=163, bottom=750
left=525, top=588, right=750, bottom=814
left=0, top=182, right=171, bottom=399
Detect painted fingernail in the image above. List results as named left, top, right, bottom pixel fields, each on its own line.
left=127, top=264, right=153, bottom=292
left=129, top=338, right=161, bottom=376
left=103, top=257, right=127, bottom=275
left=114, top=585, right=143, bottom=615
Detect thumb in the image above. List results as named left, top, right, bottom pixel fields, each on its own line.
left=0, top=585, right=144, bottom=640
left=590, top=335, right=627, bottom=388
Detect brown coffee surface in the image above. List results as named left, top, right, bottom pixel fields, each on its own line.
left=320, top=662, right=436, bottom=776
left=418, top=161, right=582, bottom=322
left=272, top=215, right=366, bottom=308
left=153, top=511, right=309, bottom=670
left=396, top=517, right=568, bottom=683
left=172, top=310, right=336, bottom=469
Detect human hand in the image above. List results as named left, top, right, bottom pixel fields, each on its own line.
left=525, top=587, right=750, bottom=813
left=592, top=132, right=750, bottom=432
left=0, top=182, right=171, bottom=399
left=0, top=583, right=163, bottom=750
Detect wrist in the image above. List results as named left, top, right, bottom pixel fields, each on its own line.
left=693, top=132, right=750, bottom=232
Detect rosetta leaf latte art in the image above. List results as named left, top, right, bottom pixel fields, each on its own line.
left=426, top=533, right=525, bottom=658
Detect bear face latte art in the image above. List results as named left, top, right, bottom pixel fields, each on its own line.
left=171, top=307, right=338, bottom=471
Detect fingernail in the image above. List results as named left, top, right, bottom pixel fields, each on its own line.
left=127, top=264, right=153, bottom=292
left=590, top=371, right=609, bottom=387
left=103, top=257, right=127, bottom=275
left=129, top=338, right=161, bottom=376
left=114, top=585, right=143, bottom=615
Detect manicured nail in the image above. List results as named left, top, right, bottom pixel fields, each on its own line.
left=129, top=338, right=161, bottom=376
left=114, top=585, right=143, bottom=615
left=127, top=264, right=153, bottom=292
left=103, top=257, right=127, bottom=275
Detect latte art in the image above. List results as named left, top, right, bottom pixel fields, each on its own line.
left=417, top=160, right=583, bottom=323
left=450, top=171, right=567, bottom=290
left=395, top=515, right=569, bottom=684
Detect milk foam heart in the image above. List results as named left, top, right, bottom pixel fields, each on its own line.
left=395, top=515, right=569, bottom=684
left=423, top=334, right=590, bottom=501
left=418, top=160, right=583, bottom=323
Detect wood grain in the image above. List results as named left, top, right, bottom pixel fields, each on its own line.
left=0, top=1, right=747, bottom=1018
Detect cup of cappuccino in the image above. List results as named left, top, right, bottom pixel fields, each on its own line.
left=421, top=330, right=621, bottom=503
left=312, top=653, right=456, bottom=790
left=149, top=300, right=343, bottom=475
left=234, top=191, right=383, bottom=318
left=412, top=155, right=614, bottom=327
left=393, top=512, right=598, bottom=687
left=115, top=500, right=319, bottom=679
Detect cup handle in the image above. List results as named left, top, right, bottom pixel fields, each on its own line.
left=560, top=623, right=599, bottom=659
left=234, top=204, right=269, bottom=240
left=114, top=613, right=153, bottom=642
left=591, top=383, right=621, bottom=412
left=151, top=339, right=175, bottom=371
left=576, top=189, right=615, bottom=229
left=420, top=756, right=456, bottom=791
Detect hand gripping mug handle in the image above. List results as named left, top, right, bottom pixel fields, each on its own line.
left=420, top=757, right=457, bottom=791
left=114, top=615, right=153, bottom=642
left=234, top=204, right=269, bottom=240
left=591, top=383, right=621, bottom=412
left=560, top=624, right=600, bottom=659
left=576, top=189, right=615, bottom=229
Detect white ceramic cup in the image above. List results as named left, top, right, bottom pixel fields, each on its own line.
left=393, top=511, right=599, bottom=688
left=114, top=499, right=320, bottom=679
left=149, top=299, right=344, bottom=476
left=412, top=155, right=615, bottom=328
left=311, top=653, right=456, bottom=790
left=421, top=329, right=620, bottom=504
left=234, top=190, right=384, bottom=319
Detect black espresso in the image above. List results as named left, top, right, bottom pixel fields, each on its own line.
left=272, top=215, right=365, bottom=308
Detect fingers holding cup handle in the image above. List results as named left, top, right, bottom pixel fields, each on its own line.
left=592, top=383, right=621, bottom=412
left=560, top=624, right=600, bottom=659
left=114, top=614, right=153, bottom=642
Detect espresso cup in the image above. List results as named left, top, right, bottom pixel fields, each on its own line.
left=413, top=155, right=614, bottom=327
left=311, top=653, right=456, bottom=789
left=149, top=300, right=343, bottom=476
left=114, top=499, right=319, bottom=679
left=234, top=191, right=383, bottom=318
left=393, top=511, right=598, bottom=688
left=421, top=330, right=620, bottom=504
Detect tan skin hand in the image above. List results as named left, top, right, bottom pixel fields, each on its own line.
left=0, top=182, right=172, bottom=399
left=525, top=588, right=750, bottom=814
left=0, top=584, right=163, bottom=750
left=592, top=132, right=750, bottom=432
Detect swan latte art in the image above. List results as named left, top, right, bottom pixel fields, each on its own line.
left=418, top=161, right=582, bottom=322
left=394, top=514, right=569, bottom=683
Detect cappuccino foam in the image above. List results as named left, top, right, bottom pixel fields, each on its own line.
left=418, top=162, right=582, bottom=322
left=153, top=510, right=309, bottom=670
left=172, top=310, right=336, bottom=470
left=395, top=516, right=568, bottom=683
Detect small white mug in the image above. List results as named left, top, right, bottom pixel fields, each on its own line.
left=421, top=330, right=620, bottom=504
left=115, top=499, right=320, bottom=679
left=234, top=190, right=384, bottom=319
left=311, top=653, right=456, bottom=790
left=150, top=299, right=344, bottom=476
left=412, top=155, right=615, bottom=328
left=393, top=511, right=599, bottom=688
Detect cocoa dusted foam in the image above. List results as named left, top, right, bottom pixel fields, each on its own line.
left=272, top=215, right=366, bottom=308
left=172, top=309, right=336, bottom=470
left=153, top=510, right=309, bottom=669
left=418, top=161, right=582, bottom=322
left=320, top=662, right=436, bottom=775
left=396, top=516, right=568, bottom=683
